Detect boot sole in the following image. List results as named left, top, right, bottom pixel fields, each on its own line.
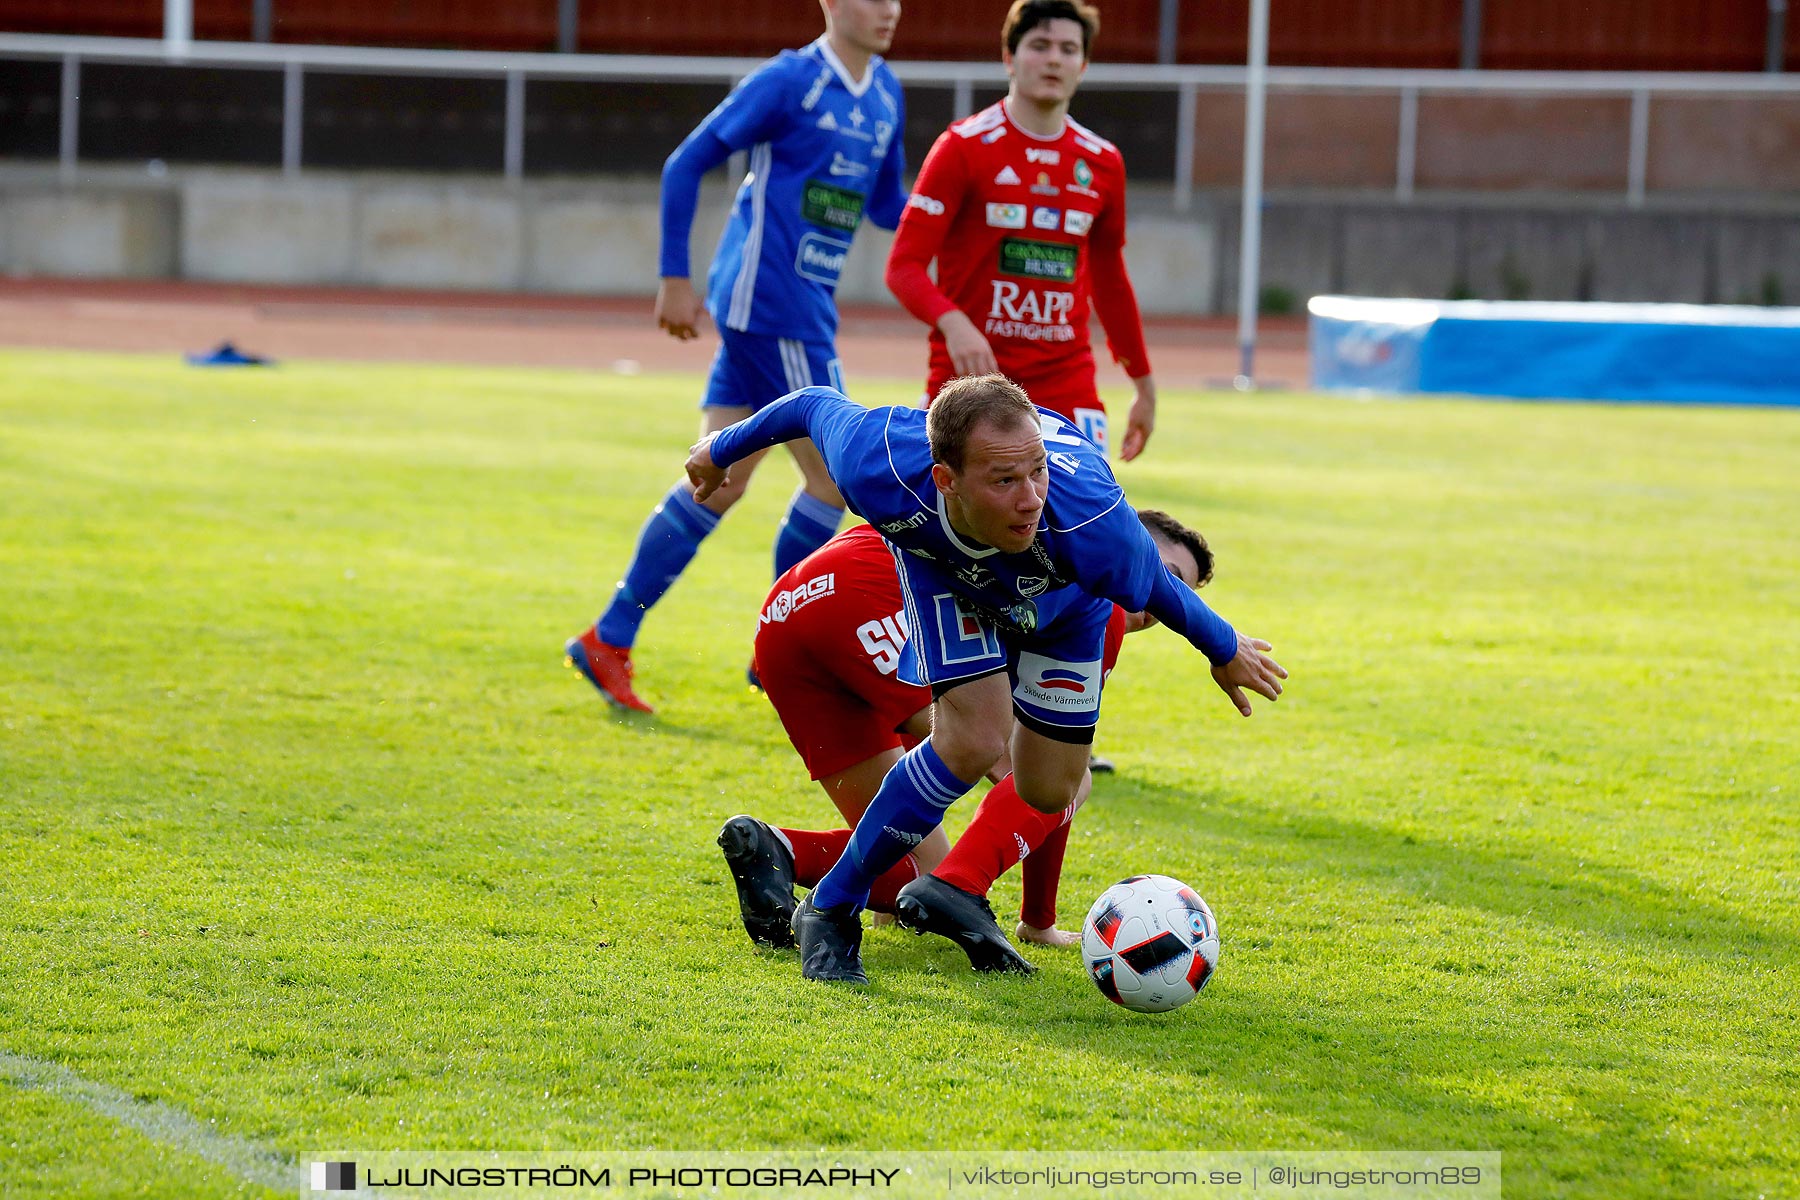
left=717, top=819, right=796, bottom=949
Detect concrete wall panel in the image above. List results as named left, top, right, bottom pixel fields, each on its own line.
left=180, top=176, right=355, bottom=284
left=356, top=187, right=522, bottom=290
left=5, top=187, right=178, bottom=278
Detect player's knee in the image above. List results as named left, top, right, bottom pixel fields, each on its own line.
left=1014, top=771, right=1079, bottom=815
left=932, top=722, right=1008, bottom=782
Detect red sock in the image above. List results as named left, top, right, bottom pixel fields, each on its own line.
left=865, top=854, right=920, bottom=915
left=776, top=826, right=918, bottom=915
left=932, top=774, right=1070, bottom=901
left=777, top=827, right=851, bottom=888
left=1019, top=821, right=1070, bottom=930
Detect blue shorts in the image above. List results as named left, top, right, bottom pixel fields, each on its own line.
left=891, top=550, right=1112, bottom=746
left=701, top=328, right=844, bottom=412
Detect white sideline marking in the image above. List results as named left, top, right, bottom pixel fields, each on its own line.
left=1, top=1049, right=303, bottom=1194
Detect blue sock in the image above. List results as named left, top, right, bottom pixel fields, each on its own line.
left=812, top=739, right=975, bottom=912
left=773, top=489, right=845, bottom=578
left=595, top=484, right=721, bottom=648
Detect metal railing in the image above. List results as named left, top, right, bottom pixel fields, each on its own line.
left=5, top=32, right=1800, bottom=210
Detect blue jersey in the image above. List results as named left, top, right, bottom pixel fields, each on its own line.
left=662, top=38, right=907, bottom=344
left=710, top=388, right=1240, bottom=664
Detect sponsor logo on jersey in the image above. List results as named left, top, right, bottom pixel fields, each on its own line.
left=816, top=110, right=838, bottom=131
left=1025, top=147, right=1061, bottom=164
left=1063, top=210, right=1094, bottom=236
left=994, top=165, right=1022, bottom=186
left=802, top=180, right=866, bottom=231
left=907, top=193, right=946, bottom=217
left=1074, top=157, right=1094, bottom=187
left=828, top=151, right=869, bottom=178
left=986, top=280, right=1076, bottom=341
left=999, top=237, right=1079, bottom=282
left=985, top=203, right=1027, bottom=230
left=880, top=511, right=931, bottom=533
left=981, top=126, right=1008, bottom=145
left=760, top=573, right=835, bottom=624
left=1031, top=206, right=1062, bottom=230
left=1030, top=171, right=1060, bottom=196
left=802, top=68, right=831, bottom=111
left=1014, top=652, right=1103, bottom=712
left=795, top=233, right=849, bottom=284
left=955, top=563, right=997, bottom=590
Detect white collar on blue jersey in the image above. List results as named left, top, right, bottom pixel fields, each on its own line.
left=936, top=493, right=1002, bottom=559
left=811, top=35, right=880, bottom=99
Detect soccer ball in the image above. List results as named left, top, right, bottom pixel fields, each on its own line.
left=1080, top=874, right=1219, bottom=1013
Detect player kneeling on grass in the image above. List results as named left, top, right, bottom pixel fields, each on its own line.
left=688, top=373, right=1284, bottom=984
left=719, top=510, right=1213, bottom=973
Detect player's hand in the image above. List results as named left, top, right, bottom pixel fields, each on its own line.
left=685, top=432, right=730, bottom=502
left=938, top=310, right=1000, bottom=377
left=1210, top=633, right=1287, bottom=717
left=655, top=277, right=705, bottom=341
left=1119, top=375, right=1157, bottom=461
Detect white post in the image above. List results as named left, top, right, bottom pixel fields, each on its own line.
left=1236, top=0, right=1270, bottom=386
left=164, top=0, right=193, bottom=57
left=504, top=70, right=525, bottom=183
left=953, top=74, right=973, bottom=119
left=1627, top=88, right=1649, bottom=207
left=282, top=61, right=302, bottom=177
left=59, top=54, right=79, bottom=183
left=1396, top=85, right=1418, bottom=201
left=1174, top=80, right=1197, bottom=215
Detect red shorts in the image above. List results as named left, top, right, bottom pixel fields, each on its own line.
left=753, top=528, right=929, bottom=782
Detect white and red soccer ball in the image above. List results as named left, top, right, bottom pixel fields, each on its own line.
left=1080, top=874, right=1220, bottom=1013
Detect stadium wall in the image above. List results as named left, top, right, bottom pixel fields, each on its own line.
left=2, top=165, right=1796, bottom=313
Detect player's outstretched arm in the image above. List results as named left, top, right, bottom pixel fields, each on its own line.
left=688, top=387, right=865, bottom=503
left=1209, top=633, right=1287, bottom=718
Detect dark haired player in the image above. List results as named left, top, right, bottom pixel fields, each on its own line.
left=886, top=0, right=1157, bottom=461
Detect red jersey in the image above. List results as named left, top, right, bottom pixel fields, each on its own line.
left=754, top=524, right=1128, bottom=781
left=885, top=100, right=1151, bottom=448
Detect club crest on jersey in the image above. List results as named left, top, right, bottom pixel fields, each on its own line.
left=994, top=165, right=1022, bottom=186
left=1031, top=172, right=1060, bottom=196
left=1074, top=158, right=1094, bottom=187
left=1025, top=148, right=1061, bottom=164
left=848, top=106, right=866, bottom=130
left=1063, top=210, right=1094, bottom=236
left=1032, top=207, right=1062, bottom=231
left=1015, top=575, right=1052, bottom=598
left=985, top=203, right=1027, bottom=230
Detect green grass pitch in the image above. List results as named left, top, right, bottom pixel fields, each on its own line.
left=1, top=348, right=1797, bottom=1197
